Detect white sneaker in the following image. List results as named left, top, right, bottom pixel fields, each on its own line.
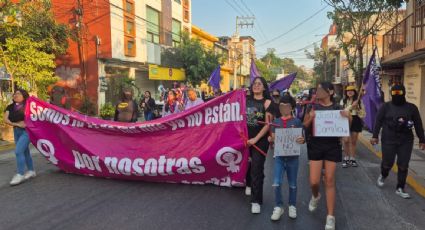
left=308, top=194, right=321, bottom=212
left=270, top=207, right=284, bottom=221
left=10, top=174, right=25, bottom=186
left=377, top=175, right=385, bottom=187
left=245, top=186, right=251, bottom=196
left=395, top=188, right=411, bottom=199
left=251, top=203, right=261, bottom=214
left=325, top=215, right=335, bottom=230
left=288, top=205, right=297, bottom=219
left=24, top=171, right=36, bottom=180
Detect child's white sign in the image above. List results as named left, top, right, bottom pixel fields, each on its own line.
left=314, top=110, right=350, bottom=137
left=274, top=128, right=303, bottom=157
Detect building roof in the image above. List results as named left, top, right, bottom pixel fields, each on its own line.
left=191, top=25, right=219, bottom=42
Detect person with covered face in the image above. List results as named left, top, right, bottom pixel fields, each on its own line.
left=114, top=88, right=138, bottom=122
left=184, top=88, right=204, bottom=110
left=371, top=84, right=425, bottom=199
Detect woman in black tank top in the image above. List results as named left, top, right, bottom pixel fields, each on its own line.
left=245, top=77, right=273, bottom=214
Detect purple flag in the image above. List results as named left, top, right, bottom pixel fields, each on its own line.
left=269, top=72, right=297, bottom=91
left=208, top=66, right=221, bottom=90
left=361, top=49, right=383, bottom=131
left=250, top=59, right=261, bottom=84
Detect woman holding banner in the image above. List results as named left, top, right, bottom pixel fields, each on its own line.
left=341, top=85, right=363, bottom=168
left=162, top=90, right=182, bottom=117
left=303, top=82, right=351, bottom=230
left=3, top=89, right=36, bottom=186
left=245, top=76, right=273, bottom=214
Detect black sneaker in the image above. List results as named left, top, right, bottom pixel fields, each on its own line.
left=350, top=160, right=358, bottom=167
left=342, top=160, right=349, bottom=168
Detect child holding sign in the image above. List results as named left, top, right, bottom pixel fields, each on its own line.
left=268, top=95, right=305, bottom=221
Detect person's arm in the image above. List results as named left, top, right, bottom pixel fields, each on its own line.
left=412, top=105, right=425, bottom=144
left=247, top=100, right=272, bottom=146
left=113, top=105, right=119, bottom=121
left=371, top=103, right=386, bottom=145
left=303, top=106, right=314, bottom=128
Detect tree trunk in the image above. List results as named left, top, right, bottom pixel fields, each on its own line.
left=356, top=47, right=364, bottom=89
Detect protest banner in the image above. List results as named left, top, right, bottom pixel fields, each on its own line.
left=25, top=90, right=249, bottom=187
left=313, top=110, right=350, bottom=137
left=274, top=128, right=303, bottom=157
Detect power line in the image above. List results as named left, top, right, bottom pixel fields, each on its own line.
left=239, top=0, right=255, bottom=16
left=257, top=5, right=328, bottom=47
left=232, top=0, right=250, bottom=16
left=238, top=0, right=268, bottom=40
left=224, top=0, right=245, bottom=16
left=276, top=39, right=322, bottom=55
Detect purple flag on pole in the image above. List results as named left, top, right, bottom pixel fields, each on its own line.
left=250, top=59, right=261, bottom=84
left=269, top=72, right=297, bottom=91
left=208, top=66, right=221, bottom=90
left=361, top=49, right=383, bottom=131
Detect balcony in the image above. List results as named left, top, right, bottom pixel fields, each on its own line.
left=383, top=5, right=425, bottom=64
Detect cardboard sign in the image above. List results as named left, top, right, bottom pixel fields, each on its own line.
left=314, top=110, right=350, bottom=137
left=274, top=128, right=303, bottom=157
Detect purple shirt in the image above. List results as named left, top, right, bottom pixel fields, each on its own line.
left=185, top=98, right=204, bottom=110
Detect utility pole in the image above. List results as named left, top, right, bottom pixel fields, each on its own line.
left=232, top=16, right=254, bottom=89
left=75, top=0, right=87, bottom=100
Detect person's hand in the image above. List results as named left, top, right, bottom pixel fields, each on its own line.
left=247, top=138, right=258, bottom=146
left=309, top=109, right=315, bottom=118
left=296, top=136, right=305, bottom=144
left=268, top=136, right=274, bottom=143
left=340, top=110, right=350, bottom=118
left=419, top=143, right=425, bottom=150
left=352, top=100, right=359, bottom=108
left=370, top=138, right=379, bottom=145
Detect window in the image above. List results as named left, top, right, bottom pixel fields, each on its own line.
left=125, top=19, right=135, bottom=36
left=124, top=37, right=136, bottom=56
left=147, top=6, right=160, bottom=44
left=124, top=0, right=134, bottom=15
left=183, top=0, right=190, bottom=23
left=123, top=0, right=136, bottom=57
left=172, top=19, right=181, bottom=47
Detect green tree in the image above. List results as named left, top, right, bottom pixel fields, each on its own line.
left=0, top=0, right=70, bottom=98
left=325, top=0, right=402, bottom=87
left=255, top=60, right=273, bottom=82
left=0, top=36, right=57, bottom=99
left=162, top=34, right=221, bottom=86
left=305, top=44, right=335, bottom=83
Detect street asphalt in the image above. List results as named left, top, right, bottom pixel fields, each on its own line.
left=0, top=143, right=424, bottom=230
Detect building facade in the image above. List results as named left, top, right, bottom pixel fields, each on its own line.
left=382, top=1, right=425, bottom=127
left=52, top=0, right=191, bottom=111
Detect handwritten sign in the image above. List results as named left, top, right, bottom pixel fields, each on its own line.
left=274, top=128, right=303, bottom=157
left=314, top=110, right=349, bottom=137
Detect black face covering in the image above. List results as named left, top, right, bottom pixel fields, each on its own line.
left=391, top=85, right=406, bottom=106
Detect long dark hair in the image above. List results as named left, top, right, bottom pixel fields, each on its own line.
left=14, top=89, right=30, bottom=104
left=145, top=90, right=152, bottom=99
left=343, top=89, right=361, bottom=108
left=249, top=77, right=271, bottom=100
left=164, top=90, right=177, bottom=113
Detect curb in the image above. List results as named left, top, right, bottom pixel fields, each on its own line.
left=358, top=134, right=425, bottom=198
left=0, top=143, right=15, bottom=152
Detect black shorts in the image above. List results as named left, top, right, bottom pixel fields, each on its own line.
left=350, top=115, right=363, bottom=133
left=307, top=140, right=342, bottom=162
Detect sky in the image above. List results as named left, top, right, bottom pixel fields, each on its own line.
left=191, top=0, right=333, bottom=69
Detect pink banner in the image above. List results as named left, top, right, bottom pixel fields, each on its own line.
left=25, top=90, right=249, bottom=187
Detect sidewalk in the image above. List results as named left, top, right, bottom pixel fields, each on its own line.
left=0, top=139, right=14, bottom=152
left=359, top=131, right=425, bottom=197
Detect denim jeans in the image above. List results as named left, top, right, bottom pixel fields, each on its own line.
left=144, top=111, right=154, bottom=121
left=13, top=127, right=34, bottom=175
left=273, top=156, right=299, bottom=207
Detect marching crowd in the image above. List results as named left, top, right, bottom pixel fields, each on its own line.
left=3, top=76, right=425, bottom=230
